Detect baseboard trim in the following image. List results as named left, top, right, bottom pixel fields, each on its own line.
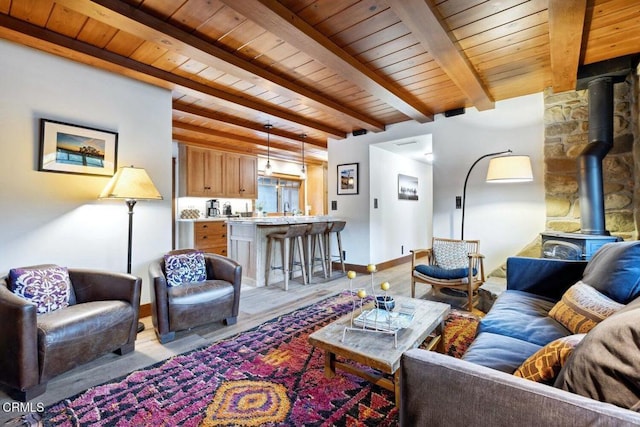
left=140, top=303, right=151, bottom=319
left=338, top=254, right=412, bottom=273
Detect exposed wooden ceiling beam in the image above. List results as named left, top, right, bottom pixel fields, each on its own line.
left=55, top=0, right=384, bottom=133
left=173, top=121, right=268, bottom=147
left=174, top=134, right=259, bottom=156
left=173, top=121, right=306, bottom=154
left=173, top=132, right=326, bottom=164
left=387, top=0, right=495, bottom=111
left=0, top=13, right=345, bottom=139
left=173, top=102, right=327, bottom=149
left=219, top=0, right=434, bottom=123
left=548, top=0, right=587, bottom=93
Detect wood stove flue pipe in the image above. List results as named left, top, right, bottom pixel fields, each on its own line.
left=578, top=77, right=613, bottom=235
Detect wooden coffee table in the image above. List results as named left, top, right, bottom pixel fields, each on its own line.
left=308, top=296, right=450, bottom=407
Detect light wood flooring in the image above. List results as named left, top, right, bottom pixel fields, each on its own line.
left=0, top=261, right=483, bottom=424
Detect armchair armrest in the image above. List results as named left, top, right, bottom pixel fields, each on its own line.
left=410, top=248, right=433, bottom=269
left=468, top=252, right=486, bottom=280
left=148, top=260, right=171, bottom=337
left=205, top=254, right=242, bottom=317
left=400, top=349, right=640, bottom=426
left=205, top=253, right=242, bottom=292
left=0, top=284, right=39, bottom=391
left=506, top=257, right=587, bottom=301
left=69, top=269, right=142, bottom=307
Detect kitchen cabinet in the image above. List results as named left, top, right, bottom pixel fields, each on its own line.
left=180, top=146, right=224, bottom=197
left=178, top=220, right=228, bottom=256
left=225, top=153, right=257, bottom=199
left=180, top=145, right=257, bottom=199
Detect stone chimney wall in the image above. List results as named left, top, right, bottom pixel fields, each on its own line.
left=543, top=74, right=639, bottom=240
left=489, top=74, right=639, bottom=279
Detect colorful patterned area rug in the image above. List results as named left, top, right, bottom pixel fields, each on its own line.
left=34, top=292, right=481, bottom=426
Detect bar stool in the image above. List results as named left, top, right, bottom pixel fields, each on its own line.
left=265, top=224, right=308, bottom=290
left=305, top=222, right=328, bottom=282
left=325, top=221, right=346, bottom=277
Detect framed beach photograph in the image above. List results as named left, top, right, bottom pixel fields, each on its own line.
left=398, top=174, right=419, bottom=200
left=337, top=163, right=359, bottom=195
left=39, top=119, right=118, bottom=176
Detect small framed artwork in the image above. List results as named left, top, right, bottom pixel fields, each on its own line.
left=337, top=163, right=359, bottom=195
left=398, top=174, right=418, bottom=200
left=39, top=119, right=118, bottom=176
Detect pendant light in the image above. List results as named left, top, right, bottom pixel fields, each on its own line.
left=264, top=123, right=273, bottom=176
left=299, top=133, right=307, bottom=179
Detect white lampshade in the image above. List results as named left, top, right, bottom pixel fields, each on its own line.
left=99, top=166, right=163, bottom=200
left=486, top=155, right=533, bottom=183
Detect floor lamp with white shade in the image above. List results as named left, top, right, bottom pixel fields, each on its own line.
left=461, top=150, right=533, bottom=239
left=99, top=165, right=163, bottom=332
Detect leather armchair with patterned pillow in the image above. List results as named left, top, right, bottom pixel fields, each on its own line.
left=0, top=265, right=141, bottom=401
left=148, top=249, right=242, bottom=344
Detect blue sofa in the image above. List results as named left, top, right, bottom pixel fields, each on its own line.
left=400, top=241, right=640, bottom=426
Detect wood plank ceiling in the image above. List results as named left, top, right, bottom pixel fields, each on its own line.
left=1, top=0, right=639, bottom=165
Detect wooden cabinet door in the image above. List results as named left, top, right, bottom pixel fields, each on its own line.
left=225, top=154, right=257, bottom=199
left=239, top=155, right=257, bottom=198
left=224, top=153, right=241, bottom=197
left=184, top=146, right=224, bottom=197
left=186, top=147, right=207, bottom=196
left=204, top=150, right=225, bottom=196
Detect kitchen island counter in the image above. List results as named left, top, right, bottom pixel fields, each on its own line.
left=227, top=216, right=342, bottom=287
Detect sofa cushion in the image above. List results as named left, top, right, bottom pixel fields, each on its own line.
left=433, top=240, right=468, bottom=269
left=548, top=281, right=623, bottom=334
left=478, top=290, right=571, bottom=346
left=164, top=251, right=207, bottom=287
left=581, top=241, right=640, bottom=304
left=514, top=334, right=585, bottom=384
left=554, top=305, right=640, bottom=410
left=414, top=264, right=475, bottom=280
left=462, top=332, right=542, bottom=374
left=9, top=265, right=72, bottom=314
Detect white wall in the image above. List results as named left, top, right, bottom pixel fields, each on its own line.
left=431, top=93, right=545, bottom=271
left=328, top=92, right=546, bottom=272
left=0, top=40, right=173, bottom=305
left=369, top=146, right=432, bottom=264
left=328, top=134, right=371, bottom=264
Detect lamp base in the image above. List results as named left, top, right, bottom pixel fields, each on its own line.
left=137, top=321, right=145, bottom=333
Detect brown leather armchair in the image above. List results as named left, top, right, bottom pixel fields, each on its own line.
left=148, top=250, right=242, bottom=344
left=0, top=267, right=141, bottom=401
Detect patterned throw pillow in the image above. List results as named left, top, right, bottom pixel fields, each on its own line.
left=514, top=334, right=585, bottom=383
left=9, top=265, right=72, bottom=314
left=164, top=251, right=207, bottom=287
left=433, top=240, right=469, bottom=270
left=549, top=281, right=624, bottom=334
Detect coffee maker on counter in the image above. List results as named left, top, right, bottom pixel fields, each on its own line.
left=206, top=199, right=220, bottom=217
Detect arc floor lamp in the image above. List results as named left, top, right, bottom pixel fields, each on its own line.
left=461, top=150, right=533, bottom=239
left=100, top=165, right=163, bottom=332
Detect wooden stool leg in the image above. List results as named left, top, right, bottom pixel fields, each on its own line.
left=336, top=231, right=345, bottom=273
left=317, top=234, right=328, bottom=278
left=326, top=232, right=333, bottom=278
left=306, top=234, right=313, bottom=283
left=265, top=237, right=272, bottom=286
left=282, top=238, right=289, bottom=291
left=297, top=235, right=308, bottom=285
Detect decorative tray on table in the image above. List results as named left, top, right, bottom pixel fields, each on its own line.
left=353, top=306, right=415, bottom=332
